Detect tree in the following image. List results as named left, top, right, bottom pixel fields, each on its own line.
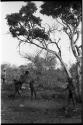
left=40, top=0, right=82, bottom=98
left=24, top=53, right=57, bottom=72
left=6, top=1, right=82, bottom=103
left=6, top=2, right=70, bottom=76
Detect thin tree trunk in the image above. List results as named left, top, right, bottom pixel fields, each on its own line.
left=70, top=35, right=82, bottom=101
left=76, top=57, right=82, bottom=101
left=47, top=49, right=76, bottom=98
left=57, top=56, right=77, bottom=106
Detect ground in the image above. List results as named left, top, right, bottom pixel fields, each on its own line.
left=1, top=88, right=81, bottom=123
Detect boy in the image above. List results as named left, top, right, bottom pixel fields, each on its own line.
left=25, top=71, right=37, bottom=99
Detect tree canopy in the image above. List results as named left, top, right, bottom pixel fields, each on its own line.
left=6, top=2, right=48, bottom=41
left=6, top=1, right=82, bottom=78
left=41, top=0, right=82, bottom=70
left=40, top=0, right=82, bottom=28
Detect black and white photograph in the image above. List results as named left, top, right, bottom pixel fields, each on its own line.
left=0, top=0, right=82, bottom=123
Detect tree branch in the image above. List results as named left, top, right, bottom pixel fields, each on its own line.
left=16, top=33, right=71, bottom=79
left=74, top=30, right=80, bottom=44
left=56, top=18, right=65, bottom=27
left=78, top=45, right=82, bottom=49
left=62, top=19, right=72, bottom=33
left=48, top=38, right=62, bottom=57
left=75, top=45, right=80, bottom=56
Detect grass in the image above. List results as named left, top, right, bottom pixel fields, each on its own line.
left=1, top=85, right=81, bottom=123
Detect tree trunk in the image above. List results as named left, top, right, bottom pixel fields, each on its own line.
left=29, top=43, right=77, bottom=105
left=70, top=35, right=82, bottom=102
left=76, top=57, right=82, bottom=102
left=57, top=56, right=77, bottom=105
left=47, top=49, right=77, bottom=98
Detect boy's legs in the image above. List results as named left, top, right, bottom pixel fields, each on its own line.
left=14, top=84, right=20, bottom=96
left=33, top=88, right=36, bottom=99
left=30, top=88, right=34, bottom=100
left=3, top=78, right=5, bottom=84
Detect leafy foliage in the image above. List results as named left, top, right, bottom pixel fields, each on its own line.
left=6, top=2, right=49, bottom=40
left=31, top=28, right=48, bottom=40
left=40, top=0, right=82, bottom=27
left=26, top=54, right=57, bottom=73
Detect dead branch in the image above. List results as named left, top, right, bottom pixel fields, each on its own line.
left=56, top=18, right=65, bottom=27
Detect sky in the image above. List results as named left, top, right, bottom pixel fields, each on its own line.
left=0, top=1, right=81, bottom=68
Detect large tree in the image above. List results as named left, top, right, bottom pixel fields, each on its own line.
left=6, top=1, right=82, bottom=102
left=40, top=0, right=82, bottom=98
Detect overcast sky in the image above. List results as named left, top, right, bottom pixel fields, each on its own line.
left=0, top=1, right=81, bottom=68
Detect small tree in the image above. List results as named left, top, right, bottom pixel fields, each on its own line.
left=24, top=53, right=57, bottom=71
